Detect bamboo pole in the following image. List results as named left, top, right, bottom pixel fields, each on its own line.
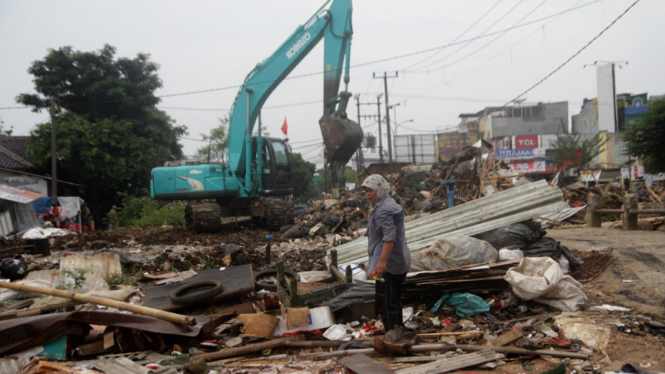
left=286, top=340, right=373, bottom=348
left=299, top=343, right=589, bottom=360
left=0, top=281, right=195, bottom=326
left=191, top=335, right=304, bottom=362
left=0, top=301, right=82, bottom=321
left=410, top=344, right=590, bottom=359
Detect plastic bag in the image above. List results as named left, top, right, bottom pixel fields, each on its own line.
left=504, top=257, right=587, bottom=311
left=0, top=255, right=28, bottom=281
left=431, top=292, right=490, bottom=317
left=499, top=248, right=524, bottom=261
left=419, top=236, right=498, bottom=271
left=524, top=237, right=582, bottom=270
left=474, top=221, right=544, bottom=250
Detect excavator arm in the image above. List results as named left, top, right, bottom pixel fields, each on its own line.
left=227, top=0, right=362, bottom=191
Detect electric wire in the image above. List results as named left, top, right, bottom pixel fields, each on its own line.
left=404, top=0, right=504, bottom=71
left=408, top=0, right=523, bottom=72
left=502, top=0, right=641, bottom=107
left=447, top=0, right=584, bottom=84
left=0, top=1, right=600, bottom=112
left=423, top=0, right=549, bottom=73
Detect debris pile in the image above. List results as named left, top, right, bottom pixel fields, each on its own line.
left=0, top=178, right=664, bottom=372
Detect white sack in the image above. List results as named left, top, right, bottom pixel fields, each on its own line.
left=505, top=257, right=587, bottom=311
left=419, top=236, right=498, bottom=271
left=499, top=248, right=524, bottom=261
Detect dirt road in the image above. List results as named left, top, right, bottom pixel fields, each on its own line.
left=547, top=226, right=665, bottom=371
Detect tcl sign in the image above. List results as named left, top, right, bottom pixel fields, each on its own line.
left=514, top=135, right=539, bottom=149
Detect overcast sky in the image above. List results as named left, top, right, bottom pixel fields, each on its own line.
left=1, top=0, right=662, bottom=167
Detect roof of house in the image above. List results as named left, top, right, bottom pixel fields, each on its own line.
left=0, top=136, right=34, bottom=171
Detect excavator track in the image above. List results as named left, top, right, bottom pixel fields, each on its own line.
left=185, top=202, right=224, bottom=233
left=252, top=198, right=294, bottom=231
left=186, top=199, right=293, bottom=233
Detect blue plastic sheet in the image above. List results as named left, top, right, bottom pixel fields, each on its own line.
left=431, top=292, right=490, bottom=318
left=32, top=196, right=52, bottom=214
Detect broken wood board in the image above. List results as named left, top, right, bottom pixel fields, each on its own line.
left=490, top=328, right=523, bottom=346
left=143, top=265, right=254, bottom=311
left=341, top=353, right=392, bottom=374
left=395, top=350, right=504, bottom=374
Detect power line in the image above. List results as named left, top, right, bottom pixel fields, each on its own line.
left=409, top=0, right=523, bottom=72
left=392, top=0, right=599, bottom=74
left=448, top=0, right=585, bottom=84
left=503, top=0, right=641, bottom=107
left=0, top=0, right=608, bottom=111
left=405, top=0, right=505, bottom=71
left=421, top=0, right=549, bottom=73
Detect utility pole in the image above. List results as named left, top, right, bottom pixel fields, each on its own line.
left=49, top=98, right=58, bottom=205
left=376, top=94, right=384, bottom=163
left=354, top=95, right=362, bottom=174
left=374, top=71, right=398, bottom=170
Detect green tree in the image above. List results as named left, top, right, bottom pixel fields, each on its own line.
left=291, top=152, right=317, bottom=201
left=550, top=131, right=605, bottom=171
left=314, top=166, right=357, bottom=195
left=624, top=99, right=665, bottom=173
left=18, top=45, right=186, bottom=224
left=196, top=117, right=229, bottom=162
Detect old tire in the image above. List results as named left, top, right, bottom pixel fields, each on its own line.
left=254, top=268, right=301, bottom=292
left=169, top=280, right=224, bottom=305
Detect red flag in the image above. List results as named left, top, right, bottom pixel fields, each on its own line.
left=281, top=117, right=288, bottom=136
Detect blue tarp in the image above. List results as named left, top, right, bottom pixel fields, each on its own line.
left=32, top=196, right=52, bottom=214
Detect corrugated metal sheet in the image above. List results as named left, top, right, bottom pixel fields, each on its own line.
left=0, top=357, right=30, bottom=374
left=0, top=184, right=42, bottom=204
left=335, top=180, right=567, bottom=269
left=395, top=350, right=504, bottom=374
left=91, top=357, right=151, bottom=374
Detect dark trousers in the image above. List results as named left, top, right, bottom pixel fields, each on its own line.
left=375, top=272, right=406, bottom=331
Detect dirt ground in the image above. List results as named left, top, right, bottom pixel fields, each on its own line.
left=547, top=226, right=665, bottom=371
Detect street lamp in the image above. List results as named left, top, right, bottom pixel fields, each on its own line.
left=394, top=119, right=414, bottom=135
left=393, top=119, right=414, bottom=163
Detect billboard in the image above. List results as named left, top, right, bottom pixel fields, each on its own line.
left=495, top=148, right=546, bottom=160
left=597, top=63, right=617, bottom=133
left=394, top=134, right=437, bottom=165
left=513, top=135, right=539, bottom=149
left=508, top=161, right=546, bottom=174
left=437, top=133, right=478, bottom=162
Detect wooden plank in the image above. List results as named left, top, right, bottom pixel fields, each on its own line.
left=489, top=328, right=523, bottom=346
left=394, top=350, right=503, bottom=374
left=341, top=353, right=393, bottom=374
left=646, top=185, right=662, bottom=203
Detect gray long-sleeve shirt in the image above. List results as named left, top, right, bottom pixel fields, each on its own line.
left=367, top=195, right=411, bottom=275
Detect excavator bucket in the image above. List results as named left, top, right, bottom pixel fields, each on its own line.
left=319, top=114, right=363, bottom=168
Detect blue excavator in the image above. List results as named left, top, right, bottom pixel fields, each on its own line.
left=151, top=0, right=362, bottom=232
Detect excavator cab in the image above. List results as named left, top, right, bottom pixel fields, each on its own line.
left=255, top=138, right=293, bottom=196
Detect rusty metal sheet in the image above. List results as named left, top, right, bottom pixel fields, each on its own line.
left=0, top=184, right=43, bottom=204
left=143, top=265, right=254, bottom=311
left=341, top=353, right=392, bottom=374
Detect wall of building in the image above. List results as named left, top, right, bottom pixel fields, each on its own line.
left=488, top=102, right=568, bottom=138
left=0, top=171, right=48, bottom=195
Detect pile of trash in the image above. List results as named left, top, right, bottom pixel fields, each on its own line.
left=280, top=191, right=369, bottom=240
left=0, top=226, right=658, bottom=374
